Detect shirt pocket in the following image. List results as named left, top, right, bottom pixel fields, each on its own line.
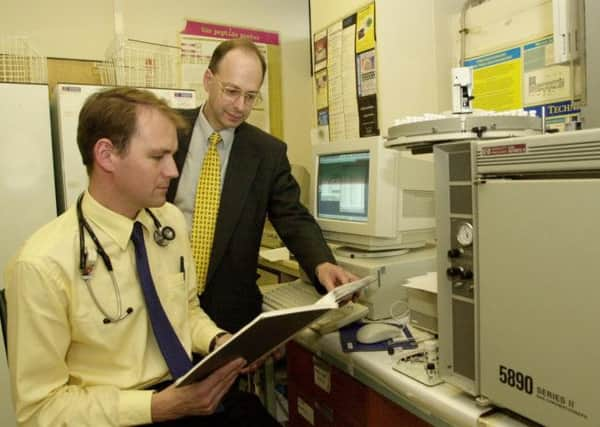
left=156, top=272, right=187, bottom=308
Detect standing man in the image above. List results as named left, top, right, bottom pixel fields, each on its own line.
left=168, top=38, right=357, bottom=333
left=5, top=88, right=279, bottom=426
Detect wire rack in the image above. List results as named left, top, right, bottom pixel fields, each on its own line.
left=103, top=37, right=180, bottom=88
left=0, top=36, right=47, bottom=83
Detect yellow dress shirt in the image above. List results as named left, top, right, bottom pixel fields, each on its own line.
left=5, top=192, right=225, bottom=426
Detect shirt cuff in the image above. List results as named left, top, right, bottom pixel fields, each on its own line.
left=119, top=389, right=154, bottom=426
left=193, top=326, right=227, bottom=354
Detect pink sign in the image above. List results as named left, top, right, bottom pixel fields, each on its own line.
left=182, top=20, right=279, bottom=45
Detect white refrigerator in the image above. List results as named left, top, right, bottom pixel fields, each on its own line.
left=51, top=83, right=197, bottom=212
left=0, top=81, right=55, bottom=427
left=0, top=82, right=57, bottom=277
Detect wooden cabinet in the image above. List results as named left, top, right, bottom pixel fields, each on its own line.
left=286, top=341, right=431, bottom=427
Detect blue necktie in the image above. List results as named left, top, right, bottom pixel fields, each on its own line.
left=131, top=221, right=192, bottom=379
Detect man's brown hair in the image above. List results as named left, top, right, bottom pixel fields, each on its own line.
left=77, top=87, right=188, bottom=174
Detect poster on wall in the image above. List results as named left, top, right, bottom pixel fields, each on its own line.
left=358, top=94, right=378, bottom=137
left=179, top=20, right=279, bottom=133
left=315, top=69, right=328, bottom=111
left=522, top=36, right=580, bottom=131
left=342, top=14, right=359, bottom=139
left=313, top=30, right=327, bottom=73
left=312, top=1, right=378, bottom=142
left=327, top=21, right=344, bottom=142
left=523, top=37, right=571, bottom=105
left=465, top=47, right=523, bottom=111
left=357, top=49, right=376, bottom=97
left=355, top=3, right=375, bottom=54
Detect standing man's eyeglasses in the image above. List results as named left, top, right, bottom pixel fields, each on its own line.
left=212, top=75, right=263, bottom=107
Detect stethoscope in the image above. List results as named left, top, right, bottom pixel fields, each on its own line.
left=77, top=193, right=176, bottom=324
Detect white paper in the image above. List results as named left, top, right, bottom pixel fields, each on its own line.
left=315, top=275, right=376, bottom=306
left=259, top=246, right=290, bottom=262
left=403, top=272, right=438, bottom=294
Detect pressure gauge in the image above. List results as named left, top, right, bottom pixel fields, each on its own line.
left=456, top=222, right=473, bottom=246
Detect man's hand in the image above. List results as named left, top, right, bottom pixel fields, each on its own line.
left=213, top=332, right=284, bottom=374
left=241, top=344, right=286, bottom=374
left=213, top=332, right=232, bottom=350
left=151, top=358, right=245, bottom=422
left=315, top=262, right=359, bottom=292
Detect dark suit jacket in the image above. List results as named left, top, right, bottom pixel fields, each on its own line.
left=168, top=108, right=335, bottom=332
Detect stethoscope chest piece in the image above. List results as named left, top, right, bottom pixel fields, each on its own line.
left=153, top=225, right=176, bottom=247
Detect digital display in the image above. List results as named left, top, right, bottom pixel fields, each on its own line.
left=317, top=151, right=369, bottom=222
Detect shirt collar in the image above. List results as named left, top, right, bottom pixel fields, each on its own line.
left=81, top=191, right=155, bottom=251
left=198, top=104, right=235, bottom=148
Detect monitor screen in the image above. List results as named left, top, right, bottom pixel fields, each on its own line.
left=317, top=151, right=369, bottom=222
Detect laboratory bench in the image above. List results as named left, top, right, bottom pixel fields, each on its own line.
left=282, top=328, right=538, bottom=427
left=257, top=252, right=539, bottom=427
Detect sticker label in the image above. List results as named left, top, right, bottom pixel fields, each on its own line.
left=481, top=143, right=527, bottom=156
left=313, top=359, right=331, bottom=393
left=297, top=397, right=315, bottom=425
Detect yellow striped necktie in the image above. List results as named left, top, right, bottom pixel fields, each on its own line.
left=190, top=131, right=222, bottom=294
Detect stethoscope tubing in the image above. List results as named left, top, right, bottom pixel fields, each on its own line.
left=76, top=193, right=175, bottom=323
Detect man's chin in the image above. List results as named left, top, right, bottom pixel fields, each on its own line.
left=224, top=113, right=245, bottom=127
left=149, top=194, right=168, bottom=207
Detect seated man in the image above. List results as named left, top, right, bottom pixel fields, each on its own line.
left=4, top=87, right=279, bottom=426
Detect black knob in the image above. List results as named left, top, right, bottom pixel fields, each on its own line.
left=447, top=248, right=463, bottom=258
left=462, top=270, right=473, bottom=280
left=446, top=267, right=464, bottom=278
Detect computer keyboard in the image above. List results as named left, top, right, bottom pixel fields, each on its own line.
left=262, top=279, right=369, bottom=335
left=262, top=279, right=321, bottom=308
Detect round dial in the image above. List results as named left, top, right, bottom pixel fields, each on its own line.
left=456, top=222, right=473, bottom=246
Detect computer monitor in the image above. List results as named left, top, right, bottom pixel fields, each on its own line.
left=311, top=137, right=435, bottom=255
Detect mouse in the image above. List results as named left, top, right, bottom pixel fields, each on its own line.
left=356, top=322, right=405, bottom=344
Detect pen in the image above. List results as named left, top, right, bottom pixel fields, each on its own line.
left=179, top=256, right=185, bottom=280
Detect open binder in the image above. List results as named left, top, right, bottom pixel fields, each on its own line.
left=175, top=275, right=375, bottom=387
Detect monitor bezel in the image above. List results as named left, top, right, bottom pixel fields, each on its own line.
left=312, top=137, right=398, bottom=239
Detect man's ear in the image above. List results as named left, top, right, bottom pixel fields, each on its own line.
left=203, top=69, right=212, bottom=93
left=93, top=138, right=116, bottom=172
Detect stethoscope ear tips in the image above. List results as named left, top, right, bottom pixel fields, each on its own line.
left=103, top=307, right=134, bottom=324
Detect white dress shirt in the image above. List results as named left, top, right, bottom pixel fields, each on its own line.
left=174, top=105, right=235, bottom=231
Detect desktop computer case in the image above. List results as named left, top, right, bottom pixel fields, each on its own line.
left=435, top=129, right=600, bottom=427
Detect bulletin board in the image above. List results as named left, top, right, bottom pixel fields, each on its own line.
left=312, top=1, right=378, bottom=142
left=465, top=35, right=580, bottom=131
left=462, top=1, right=582, bottom=131
left=178, top=20, right=283, bottom=139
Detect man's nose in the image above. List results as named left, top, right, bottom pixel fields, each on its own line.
left=165, top=156, right=179, bottom=178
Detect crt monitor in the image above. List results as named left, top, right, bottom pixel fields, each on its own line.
left=311, top=137, right=435, bottom=253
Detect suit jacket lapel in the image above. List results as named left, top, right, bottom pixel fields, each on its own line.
left=167, top=108, right=200, bottom=202
left=207, top=123, right=260, bottom=283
